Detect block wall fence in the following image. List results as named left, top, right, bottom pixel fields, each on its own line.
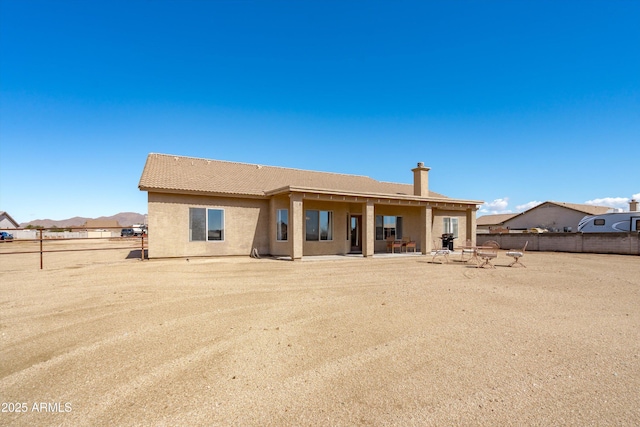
left=476, top=233, right=640, bottom=255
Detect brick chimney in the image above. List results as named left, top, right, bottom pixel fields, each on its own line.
left=412, top=162, right=431, bottom=197
left=630, top=199, right=638, bottom=212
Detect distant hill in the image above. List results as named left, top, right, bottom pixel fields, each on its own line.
left=19, top=212, right=146, bottom=228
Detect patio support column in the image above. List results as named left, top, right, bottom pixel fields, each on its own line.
left=420, top=205, right=433, bottom=255
left=289, top=193, right=304, bottom=260
left=467, top=206, right=477, bottom=246
left=362, top=200, right=375, bottom=257
left=269, top=197, right=276, bottom=256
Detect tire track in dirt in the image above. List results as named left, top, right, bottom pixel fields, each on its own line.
left=1, top=283, right=313, bottom=377
left=68, top=296, right=365, bottom=426
left=185, top=332, right=434, bottom=426
left=1, top=286, right=363, bottom=426
left=0, top=299, right=277, bottom=388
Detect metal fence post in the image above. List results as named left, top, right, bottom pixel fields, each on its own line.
left=39, top=228, right=43, bottom=269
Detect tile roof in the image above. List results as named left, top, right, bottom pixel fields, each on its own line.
left=139, top=153, right=451, bottom=199
left=477, top=213, right=519, bottom=226
left=543, top=201, right=612, bottom=215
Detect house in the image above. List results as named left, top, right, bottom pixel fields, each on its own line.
left=478, top=201, right=613, bottom=233
left=477, top=213, right=519, bottom=233
left=0, top=211, right=20, bottom=230
left=138, top=153, right=483, bottom=260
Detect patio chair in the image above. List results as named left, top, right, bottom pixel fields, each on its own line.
left=460, top=239, right=476, bottom=262
left=402, top=236, right=417, bottom=253
left=506, top=241, right=528, bottom=267
left=432, top=240, right=450, bottom=264
left=386, top=236, right=403, bottom=253
left=476, top=241, right=499, bottom=269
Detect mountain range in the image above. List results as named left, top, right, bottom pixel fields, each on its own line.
left=19, top=212, right=146, bottom=228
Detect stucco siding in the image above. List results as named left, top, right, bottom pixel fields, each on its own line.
left=302, top=200, right=350, bottom=256
left=432, top=209, right=469, bottom=247
left=147, top=193, right=475, bottom=258
left=368, top=206, right=470, bottom=252
left=373, top=205, right=421, bottom=252
left=148, top=192, right=270, bottom=258
left=269, top=195, right=290, bottom=256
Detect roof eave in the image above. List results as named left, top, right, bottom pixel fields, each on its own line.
left=139, top=186, right=268, bottom=199
left=266, top=185, right=483, bottom=206
left=140, top=184, right=483, bottom=207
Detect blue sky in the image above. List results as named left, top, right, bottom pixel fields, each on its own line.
left=1, top=0, right=638, bottom=223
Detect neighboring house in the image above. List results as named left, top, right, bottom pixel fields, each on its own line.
left=0, top=211, right=20, bottom=230
left=138, top=153, right=483, bottom=260
left=478, top=202, right=613, bottom=233
left=477, top=213, right=519, bottom=233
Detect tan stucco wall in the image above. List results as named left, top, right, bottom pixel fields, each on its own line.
left=269, top=195, right=291, bottom=256
left=431, top=209, right=470, bottom=248
left=301, top=200, right=350, bottom=256
left=364, top=205, right=470, bottom=252
left=147, top=192, right=475, bottom=258
left=373, top=205, right=422, bottom=252
left=148, top=192, right=270, bottom=258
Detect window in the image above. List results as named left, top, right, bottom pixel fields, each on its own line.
left=277, top=209, right=288, bottom=241
left=594, top=219, right=605, bottom=226
left=306, top=210, right=333, bottom=241
left=208, top=209, right=224, bottom=241
left=375, top=215, right=403, bottom=240
left=189, top=208, right=206, bottom=241
left=189, top=208, right=224, bottom=241
left=320, top=211, right=333, bottom=240
left=443, top=217, right=459, bottom=238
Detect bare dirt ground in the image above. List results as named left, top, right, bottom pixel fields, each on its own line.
left=1, top=242, right=639, bottom=426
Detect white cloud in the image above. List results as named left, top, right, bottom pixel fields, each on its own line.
left=480, top=193, right=640, bottom=217
left=479, top=198, right=544, bottom=215
left=479, top=198, right=512, bottom=215
left=584, top=197, right=631, bottom=210
left=516, top=201, right=542, bottom=212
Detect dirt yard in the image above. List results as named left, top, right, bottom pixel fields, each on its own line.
left=1, top=244, right=639, bottom=426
